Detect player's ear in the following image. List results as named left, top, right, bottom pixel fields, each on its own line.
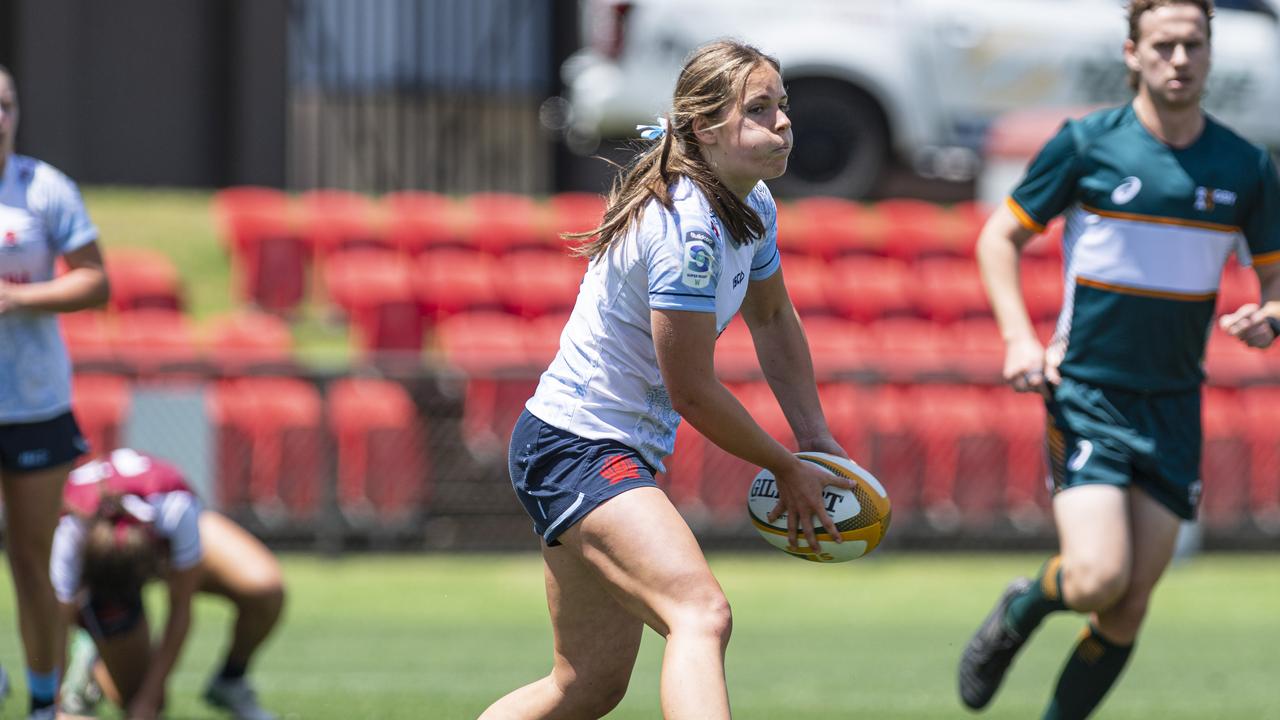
left=1123, top=39, right=1141, bottom=74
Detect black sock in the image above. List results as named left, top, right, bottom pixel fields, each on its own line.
left=219, top=657, right=248, bottom=681
left=1005, top=555, right=1069, bottom=638
left=1042, top=624, right=1134, bottom=720
left=30, top=697, right=55, bottom=713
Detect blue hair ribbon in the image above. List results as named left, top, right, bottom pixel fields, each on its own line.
left=636, top=115, right=669, bottom=140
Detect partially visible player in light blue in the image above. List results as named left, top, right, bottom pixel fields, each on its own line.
left=960, top=2, right=1280, bottom=718
left=0, top=63, right=110, bottom=720
left=481, top=40, right=853, bottom=720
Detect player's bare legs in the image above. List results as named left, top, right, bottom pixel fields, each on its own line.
left=1054, top=484, right=1132, bottom=613
left=479, top=533, right=645, bottom=719
left=1089, top=487, right=1180, bottom=644
left=481, top=487, right=731, bottom=720
left=198, top=512, right=286, bottom=666
left=1, top=463, right=72, bottom=675
left=92, top=615, right=154, bottom=708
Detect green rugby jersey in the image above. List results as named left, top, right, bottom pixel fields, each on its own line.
left=1008, top=104, right=1280, bottom=393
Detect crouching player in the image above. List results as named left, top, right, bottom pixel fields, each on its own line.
left=53, top=448, right=285, bottom=720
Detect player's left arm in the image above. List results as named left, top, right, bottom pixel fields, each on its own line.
left=128, top=563, right=201, bottom=720
left=740, top=269, right=845, bottom=458
left=1220, top=261, right=1280, bottom=349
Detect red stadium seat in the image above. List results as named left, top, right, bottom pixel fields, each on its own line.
left=910, top=384, right=1007, bottom=529
left=823, top=256, right=914, bottom=323
left=774, top=201, right=817, bottom=259
left=911, top=257, right=991, bottom=324
left=1241, top=387, right=1280, bottom=527
left=220, top=198, right=309, bottom=313
left=60, top=311, right=117, bottom=369
left=1201, top=387, right=1250, bottom=530
left=104, top=247, right=184, bottom=313
left=859, top=385, right=925, bottom=525
left=1216, top=262, right=1260, bottom=316
left=435, top=312, right=539, bottom=451
left=864, top=318, right=951, bottom=381
left=698, top=380, right=794, bottom=520
left=523, top=313, right=569, bottom=368
left=943, top=317, right=1005, bottom=381
left=203, top=311, right=294, bottom=375
left=412, top=248, right=501, bottom=324
left=1204, top=331, right=1268, bottom=385
left=873, top=198, right=950, bottom=262
left=383, top=191, right=463, bottom=256
left=790, top=196, right=881, bottom=259
left=458, top=193, right=547, bottom=256
left=323, top=251, right=423, bottom=357
left=300, top=189, right=388, bottom=266
left=547, top=192, right=605, bottom=252
left=212, top=186, right=290, bottom=245
left=111, top=310, right=205, bottom=377
left=1020, top=258, right=1065, bottom=323
left=799, top=316, right=873, bottom=379
left=714, top=317, right=760, bottom=380
left=207, top=377, right=324, bottom=522
left=778, top=254, right=832, bottom=318
left=495, top=251, right=585, bottom=319
left=991, top=388, right=1051, bottom=528
left=71, top=374, right=131, bottom=458
left=328, top=378, right=428, bottom=524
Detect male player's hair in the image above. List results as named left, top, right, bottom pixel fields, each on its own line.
left=1126, top=0, right=1215, bottom=90
left=569, top=40, right=780, bottom=260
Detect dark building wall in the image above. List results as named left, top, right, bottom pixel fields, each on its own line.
left=10, top=0, right=285, bottom=187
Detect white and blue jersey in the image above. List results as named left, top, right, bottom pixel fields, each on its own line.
left=0, top=155, right=99, bottom=423
left=526, top=177, right=782, bottom=471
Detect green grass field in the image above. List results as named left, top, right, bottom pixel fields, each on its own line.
left=0, top=553, right=1274, bottom=719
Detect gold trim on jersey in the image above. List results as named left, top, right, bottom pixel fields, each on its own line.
left=1076, top=276, right=1217, bottom=302
left=1007, top=197, right=1046, bottom=233
left=1253, top=250, right=1280, bottom=267
left=1080, top=204, right=1241, bottom=234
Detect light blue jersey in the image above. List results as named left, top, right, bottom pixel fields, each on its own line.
left=526, top=177, right=781, bottom=471
left=0, top=155, right=99, bottom=422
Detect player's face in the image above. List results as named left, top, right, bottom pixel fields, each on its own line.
left=1125, top=4, right=1210, bottom=110
left=698, top=63, right=792, bottom=198
left=0, top=71, right=16, bottom=158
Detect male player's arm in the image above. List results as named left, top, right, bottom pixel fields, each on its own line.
left=1220, top=152, right=1280, bottom=348
left=128, top=564, right=200, bottom=720
left=738, top=268, right=843, bottom=457
left=976, top=203, right=1043, bottom=384
left=654, top=307, right=852, bottom=551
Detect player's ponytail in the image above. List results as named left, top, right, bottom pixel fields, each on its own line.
left=569, top=40, right=779, bottom=260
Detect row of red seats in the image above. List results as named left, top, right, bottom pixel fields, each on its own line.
left=71, top=375, right=427, bottom=525
left=61, top=309, right=294, bottom=376
left=214, top=188, right=1012, bottom=313
left=663, top=382, right=1280, bottom=532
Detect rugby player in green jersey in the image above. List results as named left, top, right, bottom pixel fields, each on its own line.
left=958, top=2, right=1280, bottom=718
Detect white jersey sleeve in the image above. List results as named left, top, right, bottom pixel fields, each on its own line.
left=147, top=491, right=203, bottom=571
left=31, top=162, right=98, bottom=255
left=50, top=515, right=88, bottom=604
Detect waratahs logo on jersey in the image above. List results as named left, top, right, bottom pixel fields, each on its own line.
left=682, top=230, right=717, bottom=289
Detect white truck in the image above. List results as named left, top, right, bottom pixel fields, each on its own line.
left=561, top=0, right=1280, bottom=198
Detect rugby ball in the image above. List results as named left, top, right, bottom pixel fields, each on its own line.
left=747, top=451, right=891, bottom=563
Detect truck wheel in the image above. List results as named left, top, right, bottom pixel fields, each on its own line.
left=773, top=80, right=889, bottom=199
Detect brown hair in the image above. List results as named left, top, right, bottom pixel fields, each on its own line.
left=569, top=40, right=781, bottom=260
left=81, top=513, right=161, bottom=604
left=1127, top=0, right=1214, bottom=89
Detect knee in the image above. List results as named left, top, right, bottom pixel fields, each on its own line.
left=238, top=575, right=286, bottom=619
left=671, top=591, right=733, bottom=646
left=1063, top=562, right=1129, bottom=612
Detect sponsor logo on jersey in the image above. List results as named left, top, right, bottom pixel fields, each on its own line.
left=1194, top=186, right=1237, bottom=212
left=732, top=271, right=745, bottom=289
left=682, top=230, right=715, bottom=289
left=1110, top=176, right=1142, bottom=205
left=1, top=230, right=18, bottom=252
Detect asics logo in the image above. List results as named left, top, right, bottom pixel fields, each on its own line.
left=1111, top=176, right=1142, bottom=205
left=1068, top=440, right=1093, bottom=472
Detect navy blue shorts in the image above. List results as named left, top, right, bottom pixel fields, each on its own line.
left=79, top=592, right=145, bottom=639
left=0, top=411, right=88, bottom=473
left=509, top=410, right=658, bottom=546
